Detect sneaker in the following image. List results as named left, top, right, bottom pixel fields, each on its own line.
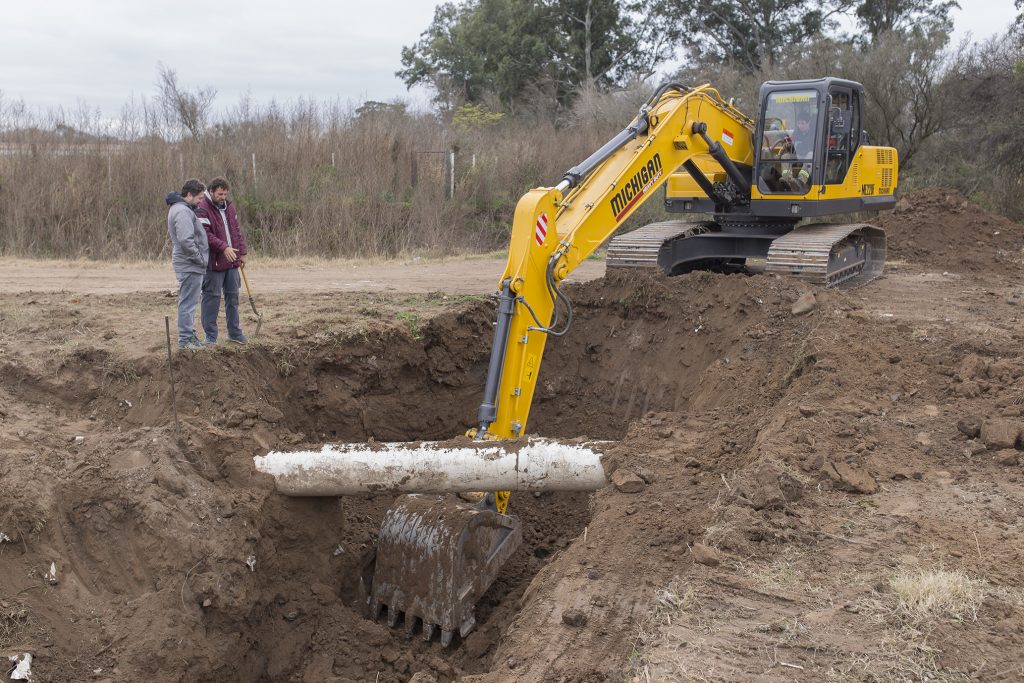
left=205, top=337, right=217, bottom=346
left=178, top=339, right=205, bottom=351
left=228, top=334, right=248, bottom=345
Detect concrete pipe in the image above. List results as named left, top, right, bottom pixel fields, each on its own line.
left=253, top=439, right=608, bottom=497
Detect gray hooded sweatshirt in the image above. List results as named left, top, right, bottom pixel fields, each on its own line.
left=166, top=192, right=210, bottom=275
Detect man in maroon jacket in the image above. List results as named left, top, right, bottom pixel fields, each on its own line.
left=197, top=177, right=248, bottom=344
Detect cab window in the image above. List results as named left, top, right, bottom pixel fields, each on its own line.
left=757, top=90, right=818, bottom=194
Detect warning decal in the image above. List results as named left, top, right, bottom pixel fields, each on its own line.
left=534, top=213, right=548, bottom=246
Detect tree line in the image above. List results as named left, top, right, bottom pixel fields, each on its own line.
left=398, top=0, right=961, bottom=112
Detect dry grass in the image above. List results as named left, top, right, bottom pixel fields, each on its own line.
left=624, top=580, right=704, bottom=683
left=0, top=90, right=668, bottom=261
left=0, top=601, right=31, bottom=651
left=889, top=568, right=986, bottom=623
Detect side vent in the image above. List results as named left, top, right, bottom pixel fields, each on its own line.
left=876, top=148, right=894, bottom=166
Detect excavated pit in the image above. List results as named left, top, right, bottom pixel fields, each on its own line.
left=0, top=268, right=825, bottom=682
left=0, top=267, right=847, bottom=682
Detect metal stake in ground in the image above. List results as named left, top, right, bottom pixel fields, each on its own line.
left=164, top=316, right=181, bottom=441
left=240, top=264, right=264, bottom=337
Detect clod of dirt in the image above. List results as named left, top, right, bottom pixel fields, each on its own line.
left=995, top=450, right=1020, bottom=466
left=981, top=419, right=1022, bottom=450
left=691, top=543, right=724, bottom=567
left=957, top=417, right=982, bottom=439
left=561, top=608, right=588, bottom=627
left=791, top=291, right=816, bottom=315
left=823, top=461, right=878, bottom=494
left=611, top=469, right=645, bottom=493
left=408, top=673, right=439, bottom=683
left=735, top=461, right=803, bottom=510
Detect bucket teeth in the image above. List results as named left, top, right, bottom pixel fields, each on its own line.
left=368, top=598, right=382, bottom=620
left=370, top=494, right=523, bottom=647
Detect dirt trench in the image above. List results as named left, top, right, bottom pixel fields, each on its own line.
left=2, top=188, right=1023, bottom=682
left=0, top=265, right=818, bottom=682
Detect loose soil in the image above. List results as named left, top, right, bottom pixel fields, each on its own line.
left=1, top=188, right=1023, bottom=682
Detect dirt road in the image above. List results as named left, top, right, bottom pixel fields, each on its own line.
left=0, top=256, right=605, bottom=295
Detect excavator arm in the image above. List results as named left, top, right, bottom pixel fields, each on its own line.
left=475, top=84, right=756, bottom=452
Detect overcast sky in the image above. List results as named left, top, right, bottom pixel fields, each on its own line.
left=0, top=0, right=1018, bottom=118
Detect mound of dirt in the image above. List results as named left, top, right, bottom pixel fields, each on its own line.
left=879, top=186, right=1024, bottom=272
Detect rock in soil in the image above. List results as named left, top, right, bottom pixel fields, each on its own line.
left=823, top=461, right=878, bottom=494
left=995, top=450, right=1020, bottom=466
left=791, top=291, right=817, bottom=315
left=735, top=461, right=803, bottom=510
left=957, top=417, right=982, bottom=439
left=691, top=543, right=724, bottom=567
left=561, top=608, right=588, bottom=627
left=981, top=419, right=1022, bottom=450
left=611, top=469, right=645, bottom=493
left=408, top=673, right=439, bottom=683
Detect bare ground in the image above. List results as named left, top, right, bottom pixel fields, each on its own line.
left=1, top=188, right=1023, bottom=682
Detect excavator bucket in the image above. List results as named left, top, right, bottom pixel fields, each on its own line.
left=369, top=494, right=522, bottom=646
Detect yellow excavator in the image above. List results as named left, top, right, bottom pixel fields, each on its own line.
left=363, top=78, right=898, bottom=645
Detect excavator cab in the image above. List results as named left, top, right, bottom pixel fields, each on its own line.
left=750, top=78, right=896, bottom=216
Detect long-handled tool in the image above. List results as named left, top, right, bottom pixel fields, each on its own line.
left=239, top=264, right=264, bottom=337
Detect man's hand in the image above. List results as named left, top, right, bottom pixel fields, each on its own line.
left=239, top=254, right=247, bottom=265
left=224, top=246, right=238, bottom=262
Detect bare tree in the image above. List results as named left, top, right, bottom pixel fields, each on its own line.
left=156, top=63, right=216, bottom=141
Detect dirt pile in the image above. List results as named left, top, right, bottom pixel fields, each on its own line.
left=880, top=186, right=1024, bottom=272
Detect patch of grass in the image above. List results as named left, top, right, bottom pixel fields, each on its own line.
left=396, top=311, right=423, bottom=340
left=0, top=307, right=36, bottom=339
left=100, top=355, right=140, bottom=384
left=624, top=580, right=704, bottom=682
left=890, top=569, right=986, bottom=623
left=275, top=354, right=297, bottom=377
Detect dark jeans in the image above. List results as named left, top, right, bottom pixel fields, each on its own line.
left=201, top=267, right=243, bottom=342
left=175, top=271, right=203, bottom=345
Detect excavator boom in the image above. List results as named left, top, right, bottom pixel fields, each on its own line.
left=480, top=83, right=757, bottom=440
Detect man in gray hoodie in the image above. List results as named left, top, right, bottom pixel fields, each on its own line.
left=166, top=179, right=209, bottom=349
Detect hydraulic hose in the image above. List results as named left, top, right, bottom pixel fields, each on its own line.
left=558, top=82, right=692, bottom=193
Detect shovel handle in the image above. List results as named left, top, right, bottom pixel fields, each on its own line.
left=240, top=264, right=255, bottom=298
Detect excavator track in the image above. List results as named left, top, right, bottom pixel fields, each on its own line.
left=605, top=220, right=709, bottom=269
left=765, top=222, right=885, bottom=288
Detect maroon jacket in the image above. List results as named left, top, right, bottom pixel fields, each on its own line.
left=197, top=193, right=247, bottom=271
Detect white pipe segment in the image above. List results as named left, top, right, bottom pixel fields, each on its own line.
left=253, top=439, right=608, bottom=497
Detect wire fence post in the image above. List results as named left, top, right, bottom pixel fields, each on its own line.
left=448, top=148, right=456, bottom=199
left=251, top=152, right=257, bottom=190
